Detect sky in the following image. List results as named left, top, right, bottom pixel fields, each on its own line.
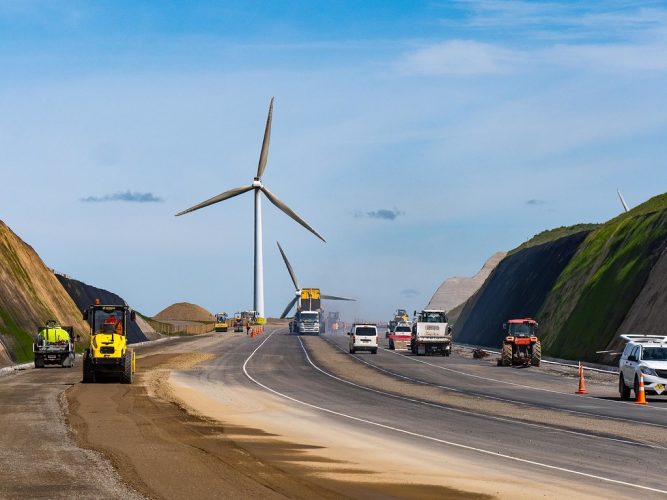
left=1, top=1, right=667, bottom=321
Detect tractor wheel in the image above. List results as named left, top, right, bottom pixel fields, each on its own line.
left=531, top=341, right=542, bottom=367
left=82, top=351, right=95, bottom=383
left=619, top=374, right=631, bottom=400
left=501, top=343, right=512, bottom=366
left=121, top=352, right=133, bottom=384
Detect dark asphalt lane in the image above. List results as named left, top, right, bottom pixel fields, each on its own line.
left=200, top=329, right=667, bottom=497
left=324, top=334, right=667, bottom=428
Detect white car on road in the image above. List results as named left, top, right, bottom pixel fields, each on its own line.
left=619, top=335, right=667, bottom=399
left=349, top=324, right=378, bottom=354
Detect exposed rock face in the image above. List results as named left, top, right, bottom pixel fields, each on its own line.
left=55, top=275, right=149, bottom=344
left=426, top=252, right=506, bottom=312
left=454, top=232, right=589, bottom=348
left=0, top=221, right=89, bottom=364
left=154, top=302, right=214, bottom=323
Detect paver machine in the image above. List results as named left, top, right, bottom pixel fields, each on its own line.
left=33, top=320, right=76, bottom=368
left=500, top=318, right=541, bottom=367
left=82, top=302, right=136, bottom=383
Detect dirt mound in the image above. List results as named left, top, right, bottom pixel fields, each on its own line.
left=154, top=303, right=214, bottom=322
left=0, top=220, right=90, bottom=364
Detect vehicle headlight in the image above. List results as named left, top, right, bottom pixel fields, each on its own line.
left=640, top=366, right=657, bottom=377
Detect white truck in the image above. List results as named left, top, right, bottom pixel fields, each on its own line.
left=290, top=310, right=321, bottom=334
left=410, top=309, right=452, bottom=356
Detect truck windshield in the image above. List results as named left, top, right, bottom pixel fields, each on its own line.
left=422, top=312, right=446, bottom=323
left=509, top=324, right=534, bottom=336
left=355, top=327, right=376, bottom=336
left=642, top=347, right=667, bottom=361
left=301, top=313, right=318, bottom=321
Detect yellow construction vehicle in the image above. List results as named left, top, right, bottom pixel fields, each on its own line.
left=82, top=302, right=136, bottom=383
left=214, top=312, right=229, bottom=332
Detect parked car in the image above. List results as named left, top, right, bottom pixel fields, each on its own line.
left=618, top=334, right=667, bottom=399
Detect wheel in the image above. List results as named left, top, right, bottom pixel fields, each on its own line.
left=372, top=349, right=378, bottom=355
left=223, top=328, right=228, bottom=333
left=410, top=340, right=417, bottom=354
left=82, top=350, right=95, bottom=383
left=350, top=347, right=355, bottom=354
left=531, top=341, right=541, bottom=367
left=34, top=356, right=44, bottom=369
left=389, top=339, right=394, bottom=350
left=634, top=375, right=640, bottom=398
left=417, top=344, right=426, bottom=356
left=619, top=374, right=631, bottom=400
left=501, top=343, right=512, bottom=366
left=121, top=351, right=133, bottom=384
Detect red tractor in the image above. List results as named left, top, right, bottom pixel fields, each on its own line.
left=500, top=318, right=541, bottom=367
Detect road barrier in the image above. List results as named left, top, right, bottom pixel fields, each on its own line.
left=635, top=373, right=647, bottom=405
left=575, top=362, right=588, bottom=394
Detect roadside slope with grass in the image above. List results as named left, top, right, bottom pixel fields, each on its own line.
left=453, top=193, right=667, bottom=364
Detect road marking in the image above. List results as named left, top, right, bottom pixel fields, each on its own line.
left=242, top=332, right=667, bottom=495
left=325, top=338, right=667, bottom=430
left=378, top=342, right=667, bottom=413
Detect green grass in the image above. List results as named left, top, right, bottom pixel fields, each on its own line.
left=538, top=193, right=667, bottom=361
left=0, top=307, right=34, bottom=364
left=509, top=223, right=600, bottom=255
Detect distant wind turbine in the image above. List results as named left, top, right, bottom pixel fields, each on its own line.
left=276, top=241, right=354, bottom=318
left=176, top=98, right=325, bottom=318
left=617, top=189, right=630, bottom=213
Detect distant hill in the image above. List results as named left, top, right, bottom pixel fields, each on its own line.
left=453, top=192, right=667, bottom=364
left=0, top=221, right=89, bottom=364
left=154, top=302, right=214, bottom=322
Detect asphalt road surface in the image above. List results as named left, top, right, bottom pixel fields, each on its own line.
left=2, top=327, right=667, bottom=499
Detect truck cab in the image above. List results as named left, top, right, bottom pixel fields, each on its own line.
left=292, top=310, right=320, bottom=334
left=411, top=309, right=452, bottom=356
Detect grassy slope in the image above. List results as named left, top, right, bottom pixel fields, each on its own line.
left=539, top=193, right=667, bottom=361
left=509, top=224, right=600, bottom=255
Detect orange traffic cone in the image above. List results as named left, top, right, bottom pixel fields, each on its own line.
left=635, top=373, right=647, bottom=405
left=576, top=362, right=588, bottom=394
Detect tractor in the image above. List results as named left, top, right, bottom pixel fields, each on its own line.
left=82, top=302, right=136, bottom=383
left=500, top=318, right=541, bottom=367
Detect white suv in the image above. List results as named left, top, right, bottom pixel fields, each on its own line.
left=349, top=324, right=378, bottom=354
left=618, top=335, right=667, bottom=399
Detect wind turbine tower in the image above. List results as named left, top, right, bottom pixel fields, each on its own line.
left=176, top=98, right=325, bottom=319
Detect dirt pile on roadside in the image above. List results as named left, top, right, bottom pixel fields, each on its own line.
left=154, top=302, right=214, bottom=322
left=0, top=220, right=89, bottom=364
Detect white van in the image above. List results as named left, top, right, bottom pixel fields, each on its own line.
left=349, top=324, right=378, bottom=354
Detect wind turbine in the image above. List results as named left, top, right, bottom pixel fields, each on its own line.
left=276, top=241, right=354, bottom=318
left=176, top=98, right=325, bottom=319
left=617, top=189, right=630, bottom=213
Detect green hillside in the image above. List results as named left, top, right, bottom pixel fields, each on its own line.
left=539, top=193, right=667, bottom=360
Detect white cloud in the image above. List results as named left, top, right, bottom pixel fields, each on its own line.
left=396, top=40, right=521, bottom=76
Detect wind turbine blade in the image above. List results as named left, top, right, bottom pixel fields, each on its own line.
left=256, top=97, right=274, bottom=179
left=321, top=294, right=356, bottom=301
left=276, top=242, right=300, bottom=290
left=280, top=296, right=298, bottom=319
left=175, top=185, right=254, bottom=216
left=261, top=187, right=326, bottom=242
left=617, top=189, right=630, bottom=213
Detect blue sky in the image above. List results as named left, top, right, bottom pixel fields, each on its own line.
left=1, top=1, right=666, bottom=320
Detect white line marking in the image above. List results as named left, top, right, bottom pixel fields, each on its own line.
left=324, top=338, right=667, bottom=430
left=378, top=342, right=667, bottom=412
left=241, top=332, right=667, bottom=495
